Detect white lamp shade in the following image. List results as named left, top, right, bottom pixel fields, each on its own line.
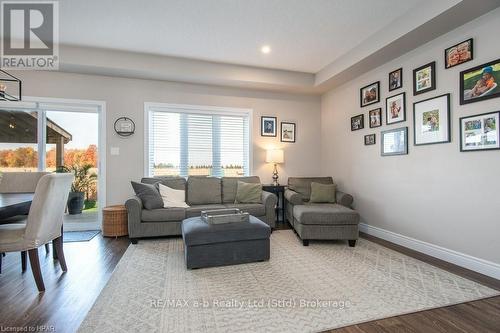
left=266, top=149, right=284, bottom=164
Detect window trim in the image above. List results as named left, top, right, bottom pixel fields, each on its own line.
left=144, top=102, right=253, bottom=178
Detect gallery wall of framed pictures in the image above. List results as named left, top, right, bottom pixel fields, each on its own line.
left=352, top=36, right=500, bottom=156
left=260, top=116, right=297, bottom=143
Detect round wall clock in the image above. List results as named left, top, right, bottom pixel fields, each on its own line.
left=114, top=117, right=135, bottom=137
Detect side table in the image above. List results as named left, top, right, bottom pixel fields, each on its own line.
left=102, top=205, right=128, bottom=237
left=262, top=184, right=286, bottom=224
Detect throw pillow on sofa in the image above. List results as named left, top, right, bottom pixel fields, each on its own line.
left=158, top=183, right=189, bottom=208
left=309, top=182, right=336, bottom=203
left=131, top=181, right=164, bottom=209
left=235, top=181, right=262, bottom=203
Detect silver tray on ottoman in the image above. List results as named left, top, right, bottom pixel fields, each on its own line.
left=200, top=208, right=249, bottom=225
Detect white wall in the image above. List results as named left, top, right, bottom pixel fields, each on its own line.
left=321, top=9, right=500, bottom=266
left=14, top=71, right=321, bottom=204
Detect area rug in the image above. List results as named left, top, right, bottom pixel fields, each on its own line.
left=78, top=230, right=498, bottom=333
left=63, top=230, right=100, bottom=243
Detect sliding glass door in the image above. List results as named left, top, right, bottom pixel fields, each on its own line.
left=45, top=110, right=100, bottom=229
left=0, top=99, right=104, bottom=231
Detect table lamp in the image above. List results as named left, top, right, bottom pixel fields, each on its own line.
left=266, top=149, right=284, bottom=185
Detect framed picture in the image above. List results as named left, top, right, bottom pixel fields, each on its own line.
left=369, top=108, right=382, bottom=128
left=280, top=122, right=296, bottom=143
left=364, top=134, right=376, bottom=145
left=460, top=58, right=500, bottom=105
left=261, top=116, right=277, bottom=137
left=385, top=92, right=406, bottom=125
left=389, top=68, right=403, bottom=91
left=413, top=93, right=451, bottom=146
left=351, top=114, right=364, bottom=131
left=459, top=111, right=500, bottom=152
left=413, top=61, right=436, bottom=95
left=381, top=127, right=408, bottom=156
left=445, top=38, right=473, bottom=69
left=360, top=81, right=380, bottom=107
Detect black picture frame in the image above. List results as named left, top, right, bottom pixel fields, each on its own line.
left=413, top=93, right=451, bottom=146
left=459, top=111, right=500, bottom=152
left=444, top=38, right=473, bottom=69
left=351, top=114, right=364, bottom=131
left=280, top=122, right=296, bottom=143
left=388, top=68, right=403, bottom=91
left=413, top=61, right=436, bottom=96
left=261, top=116, right=277, bottom=137
left=369, top=108, right=382, bottom=128
left=360, top=81, right=380, bottom=107
left=364, top=134, right=376, bottom=145
left=385, top=92, right=406, bottom=125
left=459, top=58, right=500, bottom=105
left=381, top=127, right=408, bottom=156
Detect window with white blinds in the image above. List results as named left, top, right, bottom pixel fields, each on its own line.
left=146, top=104, right=250, bottom=177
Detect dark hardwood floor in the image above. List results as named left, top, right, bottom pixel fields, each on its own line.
left=0, top=235, right=129, bottom=333
left=0, top=227, right=499, bottom=333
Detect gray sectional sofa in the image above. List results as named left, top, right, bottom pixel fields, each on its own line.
left=285, top=177, right=360, bottom=246
left=125, top=176, right=277, bottom=243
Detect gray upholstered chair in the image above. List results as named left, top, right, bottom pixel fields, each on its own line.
left=285, top=177, right=360, bottom=247
left=0, top=173, right=74, bottom=292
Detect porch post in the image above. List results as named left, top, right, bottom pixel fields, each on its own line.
left=56, top=136, right=65, bottom=168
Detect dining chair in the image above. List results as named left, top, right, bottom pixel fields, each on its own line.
left=0, top=172, right=50, bottom=193
left=0, top=173, right=74, bottom=292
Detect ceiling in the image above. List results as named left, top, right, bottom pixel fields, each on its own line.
left=60, top=0, right=428, bottom=73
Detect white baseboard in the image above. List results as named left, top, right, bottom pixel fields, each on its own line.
left=359, top=223, right=500, bottom=280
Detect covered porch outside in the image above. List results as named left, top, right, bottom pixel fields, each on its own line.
left=0, top=110, right=98, bottom=229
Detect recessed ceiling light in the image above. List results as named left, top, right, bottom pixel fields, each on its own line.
left=261, top=45, right=271, bottom=54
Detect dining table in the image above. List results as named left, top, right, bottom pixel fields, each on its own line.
left=0, top=193, right=34, bottom=223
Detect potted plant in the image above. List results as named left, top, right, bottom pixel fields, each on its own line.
left=57, top=164, right=97, bottom=215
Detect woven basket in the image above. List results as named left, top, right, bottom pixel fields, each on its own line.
left=102, top=205, right=128, bottom=237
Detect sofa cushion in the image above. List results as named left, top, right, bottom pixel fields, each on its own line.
left=221, top=176, right=261, bottom=203
left=185, top=204, right=226, bottom=218
left=141, top=176, right=186, bottom=191
left=225, top=203, right=266, bottom=216
left=235, top=181, right=262, bottom=204
left=187, top=177, right=222, bottom=205
left=182, top=216, right=271, bottom=246
left=131, top=181, right=163, bottom=210
left=310, top=182, right=336, bottom=203
left=288, top=177, right=333, bottom=202
left=293, top=204, right=359, bottom=225
left=141, top=208, right=186, bottom=222
left=158, top=183, right=189, bottom=208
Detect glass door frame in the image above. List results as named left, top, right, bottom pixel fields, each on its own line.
left=0, top=96, right=106, bottom=231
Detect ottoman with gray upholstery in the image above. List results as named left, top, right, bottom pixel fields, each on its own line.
left=181, top=216, right=271, bottom=269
